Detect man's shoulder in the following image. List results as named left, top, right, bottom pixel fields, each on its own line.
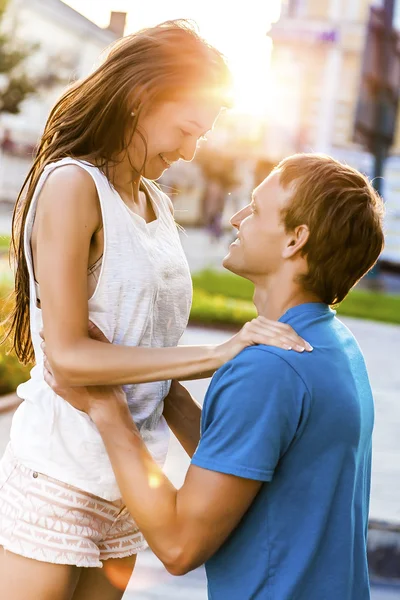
left=233, top=345, right=306, bottom=374
left=202, top=345, right=310, bottom=439
left=213, top=345, right=307, bottom=392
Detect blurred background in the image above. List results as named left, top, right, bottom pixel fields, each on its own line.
left=0, top=1, right=400, bottom=598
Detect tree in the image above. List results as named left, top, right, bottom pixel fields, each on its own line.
left=0, top=0, right=37, bottom=114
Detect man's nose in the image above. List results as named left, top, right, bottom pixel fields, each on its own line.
left=230, top=205, right=251, bottom=229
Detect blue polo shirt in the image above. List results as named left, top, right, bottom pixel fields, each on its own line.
left=192, top=303, right=373, bottom=600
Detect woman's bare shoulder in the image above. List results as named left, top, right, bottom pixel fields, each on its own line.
left=36, top=162, right=101, bottom=230
left=40, top=162, right=98, bottom=197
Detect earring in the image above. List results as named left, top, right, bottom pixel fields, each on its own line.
left=131, top=111, right=135, bottom=117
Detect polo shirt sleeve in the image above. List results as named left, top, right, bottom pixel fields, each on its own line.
left=191, top=347, right=308, bottom=482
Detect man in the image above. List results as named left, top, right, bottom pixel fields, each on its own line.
left=44, top=153, right=384, bottom=599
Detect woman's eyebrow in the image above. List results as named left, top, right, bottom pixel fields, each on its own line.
left=185, top=120, right=210, bottom=136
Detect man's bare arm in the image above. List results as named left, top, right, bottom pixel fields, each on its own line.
left=91, top=398, right=261, bottom=576
left=163, top=381, right=202, bottom=457
left=42, top=328, right=262, bottom=577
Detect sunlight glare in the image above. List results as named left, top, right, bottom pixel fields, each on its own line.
left=229, top=37, right=274, bottom=117
left=148, top=473, right=162, bottom=489
left=62, top=0, right=282, bottom=118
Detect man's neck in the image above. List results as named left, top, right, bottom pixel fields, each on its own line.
left=252, top=271, right=322, bottom=321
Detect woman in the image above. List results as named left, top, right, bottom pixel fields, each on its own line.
left=0, top=20, right=310, bottom=600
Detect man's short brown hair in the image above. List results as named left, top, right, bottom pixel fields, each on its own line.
left=277, top=153, right=385, bottom=305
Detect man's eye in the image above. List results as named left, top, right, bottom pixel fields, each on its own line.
left=180, top=129, right=191, bottom=137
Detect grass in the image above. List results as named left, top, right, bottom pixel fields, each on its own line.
left=192, top=269, right=255, bottom=301
left=1, top=261, right=399, bottom=337
left=0, top=264, right=399, bottom=395
left=338, top=289, right=400, bottom=324
left=192, top=269, right=400, bottom=326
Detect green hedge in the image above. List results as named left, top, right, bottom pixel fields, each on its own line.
left=0, top=282, right=31, bottom=395
left=0, top=235, right=10, bottom=252
left=191, top=289, right=256, bottom=325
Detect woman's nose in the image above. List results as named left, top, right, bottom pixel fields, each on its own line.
left=179, top=137, right=198, bottom=162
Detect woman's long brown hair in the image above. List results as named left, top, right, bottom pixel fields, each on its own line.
left=4, top=19, right=232, bottom=364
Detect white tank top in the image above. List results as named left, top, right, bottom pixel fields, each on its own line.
left=10, top=158, right=192, bottom=500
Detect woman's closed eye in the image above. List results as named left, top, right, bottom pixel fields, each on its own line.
left=180, top=129, right=207, bottom=142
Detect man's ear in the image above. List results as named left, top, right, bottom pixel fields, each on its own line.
left=282, top=225, right=309, bottom=259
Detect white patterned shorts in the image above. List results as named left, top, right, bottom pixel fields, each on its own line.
left=0, top=444, right=147, bottom=568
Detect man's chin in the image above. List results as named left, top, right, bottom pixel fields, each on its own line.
left=222, top=253, right=253, bottom=282
left=222, top=253, right=239, bottom=275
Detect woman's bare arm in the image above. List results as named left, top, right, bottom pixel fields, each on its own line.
left=34, top=166, right=311, bottom=388
left=33, top=166, right=224, bottom=386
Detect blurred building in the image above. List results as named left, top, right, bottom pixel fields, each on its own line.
left=0, top=0, right=125, bottom=201
left=268, top=0, right=400, bottom=265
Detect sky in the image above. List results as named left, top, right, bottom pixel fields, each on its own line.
left=63, top=0, right=282, bottom=116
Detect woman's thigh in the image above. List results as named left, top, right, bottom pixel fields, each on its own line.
left=72, top=555, right=137, bottom=600
left=0, top=547, right=81, bottom=600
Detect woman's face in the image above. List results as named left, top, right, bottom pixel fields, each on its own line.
left=128, top=96, right=222, bottom=180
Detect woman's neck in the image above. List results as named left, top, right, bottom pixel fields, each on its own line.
left=108, top=159, right=141, bottom=202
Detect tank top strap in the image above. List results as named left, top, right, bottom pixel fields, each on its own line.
left=142, top=178, right=176, bottom=229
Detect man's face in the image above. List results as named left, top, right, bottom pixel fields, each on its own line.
left=223, top=171, right=293, bottom=280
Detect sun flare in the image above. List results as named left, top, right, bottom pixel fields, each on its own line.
left=229, top=37, right=274, bottom=117
left=62, top=0, right=281, bottom=119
